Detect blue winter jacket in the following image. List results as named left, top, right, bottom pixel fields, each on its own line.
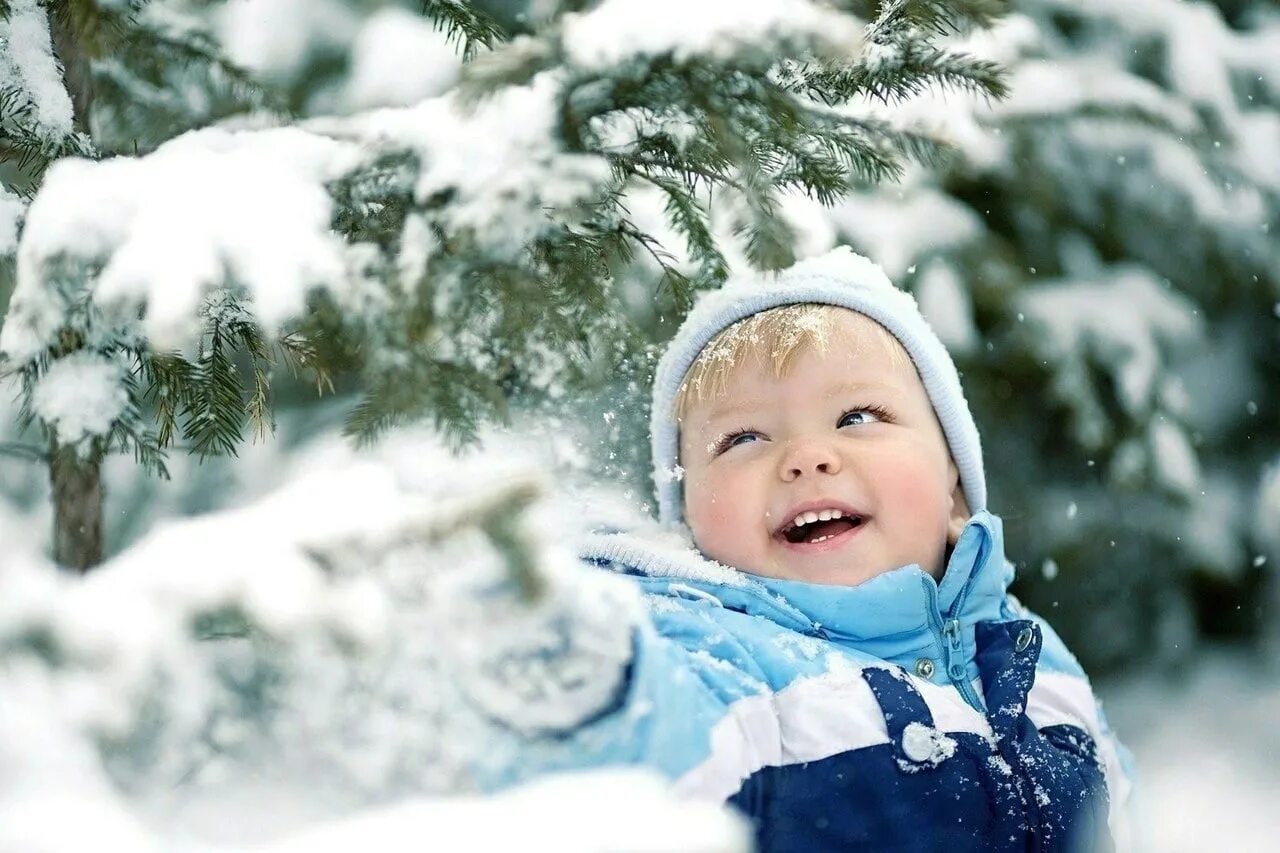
left=558, top=510, right=1133, bottom=852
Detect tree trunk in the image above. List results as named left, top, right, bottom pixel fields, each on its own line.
left=48, top=4, right=93, bottom=135
left=46, top=9, right=102, bottom=570
left=49, top=438, right=104, bottom=571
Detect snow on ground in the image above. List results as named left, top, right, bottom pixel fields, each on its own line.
left=1099, top=646, right=1280, bottom=851
left=254, top=770, right=749, bottom=853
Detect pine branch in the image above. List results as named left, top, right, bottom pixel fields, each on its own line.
left=0, top=85, right=95, bottom=179
left=276, top=331, right=335, bottom=396
left=609, top=146, right=739, bottom=194
left=617, top=219, right=696, bottom=310
left=735, top=156, right=796, bottom=272
left=140, top=353, right=194, bottom=449
left=183, top=320, right=246, bottom=459
left=871, top=0, right=1008, bottom=40
left=0, top=441, right=46, bottom=462
left=114, top=365, right=171, bottom=479
left=344, top=358, right=508, bottom=449
left=642, top=174, right=729, bottom=288
left=785, top=45, right=1008, bottom=108
left=220, top=306, right=277, bottom=443
left=421, top=0, right=506, bottom=58
left=328, top=152, right=418, bottom=249
left=245, top=366, right=272, bottom=443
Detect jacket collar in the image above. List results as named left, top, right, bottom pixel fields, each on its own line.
left=581, top=512, right=1014, bottom=669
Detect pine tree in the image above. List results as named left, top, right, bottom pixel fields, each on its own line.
left=0, top=0, right=1008, bottom=570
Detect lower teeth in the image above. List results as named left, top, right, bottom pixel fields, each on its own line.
left=810, top=535, right=830, bottom=543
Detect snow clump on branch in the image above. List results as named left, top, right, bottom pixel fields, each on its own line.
left=561, top=0, right=862, bottom=70
left=2, top=71, right=611, bottom=363
left=0, top=0, right=75, bottom=140
left=0, top=127, right=368, bottom=360
left=31, top=351, right=130, bottom=445
left=329, top=72, right=611, bottom=260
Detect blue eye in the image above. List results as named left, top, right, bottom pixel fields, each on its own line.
left=714, top=430, right=761, bottom=454
left=838, top=407, right=887, bottom=428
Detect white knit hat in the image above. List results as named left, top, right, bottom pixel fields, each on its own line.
left=650, top=247, right=986, bottom=526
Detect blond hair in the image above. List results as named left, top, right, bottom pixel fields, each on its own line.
left=672, top=304, right=910, bottom=421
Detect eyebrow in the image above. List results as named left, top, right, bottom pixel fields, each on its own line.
left=701, top=379, right=900, bottom=425
left=702, top=397, right=772, bottom=424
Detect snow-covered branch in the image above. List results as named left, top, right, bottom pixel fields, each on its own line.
left=0, top=430, right=653, bottom=847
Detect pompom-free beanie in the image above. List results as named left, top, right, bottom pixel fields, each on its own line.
left=650, top=247, right=986, bottom=526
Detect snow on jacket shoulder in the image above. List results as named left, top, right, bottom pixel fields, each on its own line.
left=561, top=511, right=1132, bottom=853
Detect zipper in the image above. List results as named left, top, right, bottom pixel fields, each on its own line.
left=921, top=527, right=992, bottom=713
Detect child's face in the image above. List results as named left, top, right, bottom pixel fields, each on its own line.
left=679, top=310, right=967, bottom=586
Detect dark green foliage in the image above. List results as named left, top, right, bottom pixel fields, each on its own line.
left=422, top=0, right=506, bottom=57
left=329, top=151, right=420, bottom=250
left=137, top=292, right=335, bottom=460
left=345, top=356, right=508, bottom=449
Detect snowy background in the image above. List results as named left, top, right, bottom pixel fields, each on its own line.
left=1, top=0, right=1278, bottom=849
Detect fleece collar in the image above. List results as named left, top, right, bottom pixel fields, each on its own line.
left=580, top=512, right=1014, bottom=680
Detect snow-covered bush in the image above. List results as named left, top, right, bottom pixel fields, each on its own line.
left=0, top=428, right=748, bottom=849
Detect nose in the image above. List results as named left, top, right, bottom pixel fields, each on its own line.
left=779, top=438, right=843, bottom=482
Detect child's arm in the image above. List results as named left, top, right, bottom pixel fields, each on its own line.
left=429, top=545, right=776, bottom=793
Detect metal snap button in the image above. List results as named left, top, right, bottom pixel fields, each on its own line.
left=1015, top=626, right=1034, bottom=652
left=915, top=657, right=935, bottom=679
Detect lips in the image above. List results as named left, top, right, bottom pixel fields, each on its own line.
left=773, top=501, right=870, bottom=550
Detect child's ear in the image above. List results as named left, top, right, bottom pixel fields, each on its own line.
left=946, top=462, right=970, bottom=546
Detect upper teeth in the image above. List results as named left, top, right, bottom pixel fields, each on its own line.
left=789, top=509, right=849, bottom=528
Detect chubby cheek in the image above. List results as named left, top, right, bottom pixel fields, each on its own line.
left=684, top=469, right=758, bottom=563
left=873, top=451, right=951, bottom=537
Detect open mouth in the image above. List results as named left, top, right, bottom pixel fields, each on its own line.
left=778, top=509, right=866, bottom=546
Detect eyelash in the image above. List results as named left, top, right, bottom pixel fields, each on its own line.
left=711, top=404, right=893, bottom=456
left=839, top=404, right=893, bottom=427
left=711, top=428, right=758, bottom=456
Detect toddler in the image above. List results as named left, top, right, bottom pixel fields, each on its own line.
left=464, top=248, right=1132, bottom=852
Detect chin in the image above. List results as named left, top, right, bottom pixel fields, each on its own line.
left=786, top=561, right=883, bottom=588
